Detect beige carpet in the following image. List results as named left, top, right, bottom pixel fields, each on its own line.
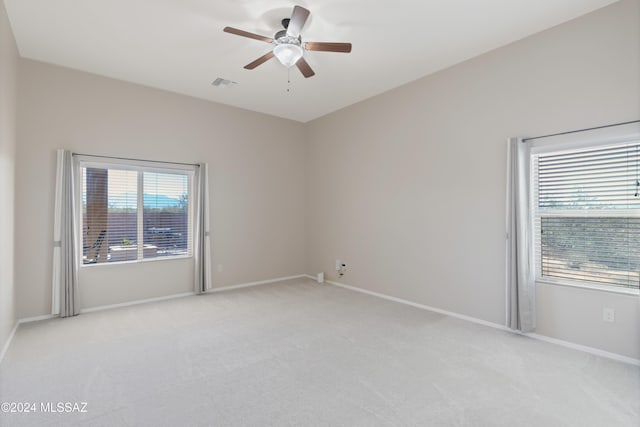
left=1, top=278, right=638, bottom=426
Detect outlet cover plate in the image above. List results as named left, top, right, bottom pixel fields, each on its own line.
left=602, top=308, right=615, bottom=322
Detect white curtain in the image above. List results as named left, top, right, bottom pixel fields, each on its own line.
left=52, top=149, right=80, bottom=317
left=506, top=138, right=536, bottom=332
left=194, top=163, right=212, bottom=294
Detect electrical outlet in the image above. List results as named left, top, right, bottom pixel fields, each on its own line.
left=602, top=308, right=615, bottom=323
left=337, top=261, right=347, bottom=277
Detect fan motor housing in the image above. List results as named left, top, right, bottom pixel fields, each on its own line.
left=274, top=30, right=301, bottom=46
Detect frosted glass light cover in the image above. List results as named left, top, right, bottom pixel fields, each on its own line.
left=274, top=44, right=303, bottom=68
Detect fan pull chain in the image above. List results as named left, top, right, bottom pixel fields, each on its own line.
left=287, top=68, right=291, bottom=93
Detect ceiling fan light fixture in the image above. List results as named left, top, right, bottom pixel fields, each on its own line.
left=224, top=5, right=351, bottom=78
left=273, top=43, right=303, bottom=68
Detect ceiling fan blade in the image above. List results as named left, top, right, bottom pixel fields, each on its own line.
left=304, top=42, right=352, bottom=53
left=286, top=6, right=310, bottom=38
left=296, top=57, right=315, bottom=78
left=223, top=27, right=273, bottom=43
left=244, top=51, right=275, bottom=70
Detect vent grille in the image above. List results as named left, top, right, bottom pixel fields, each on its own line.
left=211, top=78, right=237, bottom=88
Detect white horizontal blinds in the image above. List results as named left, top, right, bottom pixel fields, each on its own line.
left=535, top=142, right=640, bottom=290
left=82, top=167, right=138, bottom=264
left=538, top=144, right=640, bottom=209
left=142, top=172, right=190, bottom=259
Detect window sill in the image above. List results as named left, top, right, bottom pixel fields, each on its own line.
left=536, top=279, right=640, bottom=297
left=81, top=254, right=192, bottom=268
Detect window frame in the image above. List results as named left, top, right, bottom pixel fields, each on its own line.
left=529, top=133, right=640, bottom=296
left=75, top=155, right=196, bottom=267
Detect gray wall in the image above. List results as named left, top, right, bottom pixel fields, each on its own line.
left=0, top=0, right=18, bottom=356
left=305, top=0, right=640, bottom=359
left=8, top=0, right=639, bottom=361
left=16, top=60, right=307, bottom=314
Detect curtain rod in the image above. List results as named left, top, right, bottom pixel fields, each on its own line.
left=522, top=120, right=640, bottom=142
left=72, top=152, right=199, bottom=167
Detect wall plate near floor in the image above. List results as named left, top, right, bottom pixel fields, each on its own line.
left=602, top=308, right=615, bottom=323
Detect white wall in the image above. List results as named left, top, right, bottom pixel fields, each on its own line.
left=16, top=60, right=306, bottom=314
left=305, top=0, right=640, bottom=359
left=0, top=0, right=18, bottom=354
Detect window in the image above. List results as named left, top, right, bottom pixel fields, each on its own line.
left=80, top=159, right=194, bottom=265
left=532, top=141, right=640, bottom=292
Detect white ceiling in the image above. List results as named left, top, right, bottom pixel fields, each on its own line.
left=4, top=0, right=618, bottom=122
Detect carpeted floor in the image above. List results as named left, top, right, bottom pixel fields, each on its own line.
left=1, top=278, right=638, bottom=426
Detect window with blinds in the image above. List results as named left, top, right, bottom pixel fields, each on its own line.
left=81, top=162, right=193, bottom=265
left=533, top=142, right=640, bottom=291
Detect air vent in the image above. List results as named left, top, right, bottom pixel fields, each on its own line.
left=211, top=78, right=237, bottom=88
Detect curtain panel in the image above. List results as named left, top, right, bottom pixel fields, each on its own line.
left=52, top=149, right=80, bottom=317
left=506, top=138, right=536, bottom=332
left=194, top=163, right=212, bottom=294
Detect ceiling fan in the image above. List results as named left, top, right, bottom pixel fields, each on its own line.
left=223, top=5, right=352, bottom=78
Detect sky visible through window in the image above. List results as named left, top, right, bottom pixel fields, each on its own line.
left=82, top=169, right=188, bottom=210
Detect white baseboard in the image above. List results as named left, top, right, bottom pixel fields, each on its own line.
left=1, top=314, right=58, bottom=365
left=524, top=332, right=640, bottom=366
left=81, top=292, right=196, bottom=314
left=325, top=279, right=640, bottom=366
left=20, top=275, right=308, bottom=319
left=18, top=314, right=57, bottom=323
left=327, top=280, right=508, bottom=331
left=82, top=274, right=310, bottom=312
left=207, top=274, right=308, bottom=293
left=0, top=321, right=19, bottom=365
